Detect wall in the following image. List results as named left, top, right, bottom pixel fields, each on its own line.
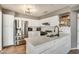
left=77, top=14, right=79, bottom=31
left=60, top=27, right=71, bottom=34
left=77, top=13, right=79, bottom=48
left=0, top=9, right=2, bottom=50
left=71, top=11, right=77, bottom=48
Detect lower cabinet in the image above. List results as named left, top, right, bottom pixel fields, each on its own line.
left=41, top=35, right=71, bottom=54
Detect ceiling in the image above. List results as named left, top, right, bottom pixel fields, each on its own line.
left=1, top=4, right=75, bottom=16
left=0, top=4, right=77, bottom=19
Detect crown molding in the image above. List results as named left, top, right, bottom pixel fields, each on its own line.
left=15, top=12, right=39, bottom=20
left=2, top=9, right=15, bottom=15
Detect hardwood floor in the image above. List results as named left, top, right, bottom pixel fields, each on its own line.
left=68, top=49, right=79, bottom=54
left=0, top=44, right=26, bottom=54
left=1, top=44, right=79, bottom=54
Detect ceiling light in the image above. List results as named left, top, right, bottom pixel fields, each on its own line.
left=23, top=5, right=37, bottom=16
left=25, top=8, right=32, bottom=15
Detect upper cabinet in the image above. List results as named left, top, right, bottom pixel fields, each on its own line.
left=41, top=16, right=59, bottom=26
left=59, top=13, right=70, bottom=27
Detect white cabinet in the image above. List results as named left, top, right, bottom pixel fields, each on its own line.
left=27, top=39, right=55, bottom=54
left=40, top=16, right=59, bottom=26
left=3, top=14, right=14, bottom=46
left=53, top=36, right=71, bottom=54
left=42, top=35, right=71, bottom=54
left=28, top=31, right=40, bottom=38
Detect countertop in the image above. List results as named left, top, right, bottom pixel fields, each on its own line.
left=27, top=33, right=70, bottom=46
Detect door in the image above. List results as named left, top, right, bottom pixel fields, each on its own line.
left=3, top=14, right=14, bottom=47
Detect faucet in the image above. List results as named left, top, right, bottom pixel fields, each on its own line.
left=54, top=25, right=59, bottom=37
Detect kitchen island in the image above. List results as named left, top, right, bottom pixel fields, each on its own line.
left=26, top=32, right=71, bottom=54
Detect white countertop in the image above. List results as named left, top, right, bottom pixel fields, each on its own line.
left=27, top=33, right=70, bottom=46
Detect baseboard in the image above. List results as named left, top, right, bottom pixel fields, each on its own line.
left=3, top=44, right=26, bottom=48
left=3, top=45, right=15, bottom=49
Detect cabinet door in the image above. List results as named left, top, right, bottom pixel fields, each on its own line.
left=54, top=36, right=67, bottom=49
left=54, top=35, right=71, bottom=54
left=66, top=35, right=71, bottom=52
left=40, top=40, right=55, bottom=54
left=42, top=35, right=71, bottom=54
